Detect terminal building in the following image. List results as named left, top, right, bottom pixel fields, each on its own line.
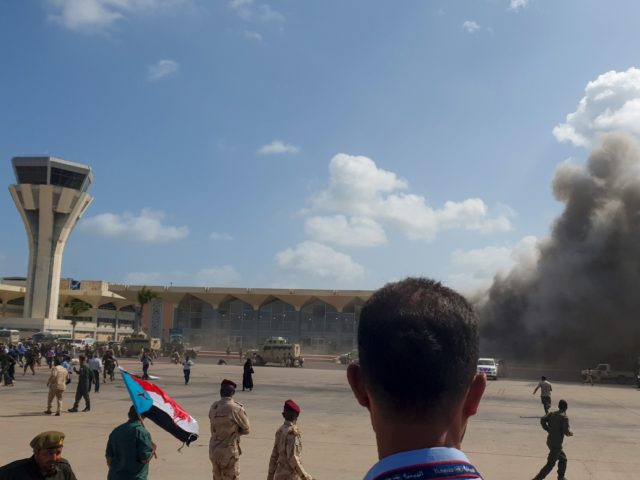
left=0, top=279, right=371, bottom=353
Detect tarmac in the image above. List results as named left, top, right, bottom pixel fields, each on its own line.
left=1, top=358, right=640, bottom=479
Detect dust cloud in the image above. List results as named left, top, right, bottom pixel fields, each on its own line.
left=481, top=134, right=640, bottom=368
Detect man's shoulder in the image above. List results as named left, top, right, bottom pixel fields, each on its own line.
left=0, top=457, right=32, bottom=473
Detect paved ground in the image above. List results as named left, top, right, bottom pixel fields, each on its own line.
left=2, top=359, right=640, bottom=479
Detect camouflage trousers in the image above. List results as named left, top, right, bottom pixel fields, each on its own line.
left=209, top=447, right=239, bottom=480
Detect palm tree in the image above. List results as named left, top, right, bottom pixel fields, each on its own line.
left=67, top=300, right=91, bottom=339
left=135, top=286, right=159, bottom=334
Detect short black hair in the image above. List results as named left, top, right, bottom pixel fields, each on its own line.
left=541, top=376, right=546, bottom=381
left=220, top=385, right=235, bottom=397
left=558, top=399, right=568, bottom=411
left=283, top=408, right=298, bottom=422
left=358, top=277, right=479, bottom=420
left=128, top=406, right=141, bottom=421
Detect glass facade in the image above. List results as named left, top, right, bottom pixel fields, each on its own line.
left=174, top=295, right=362, bottom=353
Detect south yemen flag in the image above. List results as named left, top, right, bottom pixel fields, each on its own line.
left=119, top=367, right=199, bottom=445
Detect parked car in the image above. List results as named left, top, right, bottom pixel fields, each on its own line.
left=477, top=357, right=498, bottom=380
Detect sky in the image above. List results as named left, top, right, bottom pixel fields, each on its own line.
left=2, top=0, right=640, bottom=293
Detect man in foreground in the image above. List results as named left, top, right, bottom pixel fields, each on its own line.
left=0, top=431, right=77, bottom=479
left=209, top=379, right=250, bottom=479
left=533, top=376, right=553, bottom=414
left=532, top=399, right=573, bottom=480
left=105, top=406, right=156, bottom=480
left=347, top=277, right=486, bottom=480
left=268, top=399, right=313, bottom=480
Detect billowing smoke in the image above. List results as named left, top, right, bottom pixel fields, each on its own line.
left=481, top=134, right=640, bottom=368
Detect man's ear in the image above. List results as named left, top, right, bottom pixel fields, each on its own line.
left=462, top=373, right=486, bottom=418
left=347, top=363, right=371, bottom=410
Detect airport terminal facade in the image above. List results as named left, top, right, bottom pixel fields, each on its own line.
left=0, top=279, right=371, bottom=354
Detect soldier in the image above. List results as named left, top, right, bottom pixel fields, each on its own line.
left=68, top=354, right=92, bottom=412
left=267, top=399, right=313, bottom=480
left=532, top=399, right=574, bottom=480
left=0, top=347, right=14, bottom=386
left=209, top=379, right=250, bottom=480
left=0, top=431, right=78, bottom=479
left=533, top=376, right=553, bottom=414
left=23, top=347, right=37, bottom=375
left=45, top=358, right=69, bottom=416
left=102, top=350, right=118, bottom=383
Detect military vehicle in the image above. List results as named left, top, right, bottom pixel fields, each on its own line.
left=121, top=334, right=161, bottom=357
left=248, top=337, right=303, bottom=367
left=162, top=333, right=199, bottom=359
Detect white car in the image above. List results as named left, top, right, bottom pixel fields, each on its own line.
left=477, top=357, right=498, bottom=380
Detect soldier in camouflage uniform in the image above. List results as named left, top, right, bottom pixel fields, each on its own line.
left=532, top=399, right=573, bottom=480
left=209, top=379, right=250, bottom=479
left=267, top=399, right=313, bottom=480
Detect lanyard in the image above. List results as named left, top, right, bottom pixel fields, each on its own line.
left=373, top=460, right=483, bottom=480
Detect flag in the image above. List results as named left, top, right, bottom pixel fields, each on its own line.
left=70, top=279, right=81, bottom=290
left=119, top=367, right=199, bottom=445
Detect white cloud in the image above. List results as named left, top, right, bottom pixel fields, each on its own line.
left=47, top=0, right=187, bottom=32
left=243, top=30, right=263, bottom=41
left=462, top=20, right=480, bottom=33
left=81, top=208, right=188, bottom=242
left=210, top=232, right=234, bottom=241
left=446, top=236, right=539, bottom=296
left=509, top=0, right=530, bottom=10
left=257, top=140, right=300, bottom=155
left=312, top=153, right=512, bottom=241
left=147, top=59, right=179, bottom=81
left=553, top=67, right=640, bottom=148
left=305, top=215, right=387, bottom=247
left=228, top=0, right=284, bottom=23
left=124, top=265, right=241, bottom=286
left=275, top=241, right=364, bottom=280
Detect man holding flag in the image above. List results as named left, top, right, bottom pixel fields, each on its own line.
left=106, top=406, right=156, bottom=479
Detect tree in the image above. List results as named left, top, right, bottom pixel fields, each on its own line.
left=67, top=300, right=91, bottom=339
left=135, top=286, right=159, bottom=334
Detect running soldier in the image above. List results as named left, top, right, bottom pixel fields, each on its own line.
left=532, top=399, right=573, bottom=480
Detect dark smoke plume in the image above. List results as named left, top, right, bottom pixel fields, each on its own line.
left=481, top=134, right=640, bottom=368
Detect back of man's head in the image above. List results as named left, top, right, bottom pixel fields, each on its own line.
left=357, top=277, right=479, bottom=420
left=541, top=376, right=546, bottom=381
left=558, top=399, right=568, bottom=411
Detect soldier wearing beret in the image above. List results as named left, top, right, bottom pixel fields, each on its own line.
left=0, top=431, right=77, bottom=479
left=68, top=354, right=92, bottom=413
left=208, top=379, right=250, bottom=479
left=267, top=399, right=313, bottom=480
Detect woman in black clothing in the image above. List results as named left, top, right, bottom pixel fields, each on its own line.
left=242, top=358, right=254, bottom=391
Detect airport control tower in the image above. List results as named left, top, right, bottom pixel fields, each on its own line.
left=8, top=157, right=93, bottom=328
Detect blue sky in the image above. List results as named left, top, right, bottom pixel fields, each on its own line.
left=2, top=0, right=640, bottom=292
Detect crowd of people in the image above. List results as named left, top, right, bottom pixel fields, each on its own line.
left=0, top=277, right=578, bottom=480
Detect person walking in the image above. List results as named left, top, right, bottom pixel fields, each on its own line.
left=45, top=358, right=69, bottom=416
left=68, top=354, right=92, bottom=413
left=0, top=348, right=14, bottom=386
left=183, top=356, right=194, bottom=385
left=209, top=379, right=250, bottom=479
left=23, top=348, right=36, bottom=375
left=533, top=376, right=553, bottom=414
left=106, top=406, right=156, bottom=480
left=242, top=358, right=254, bottom=392
left=267, top=399, right=313, bottom=480
left=532, top=399, right=573, bottom=480
left=140, top=350, right=153, bottom=380
left=89, top=353, right=103, bottom=393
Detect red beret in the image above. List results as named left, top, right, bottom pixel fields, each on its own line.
left=284, top=399, right=300, bottom=414
left=221, top=379, right=236, bottom=388
left=78, top=354, right=85, bottom=360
